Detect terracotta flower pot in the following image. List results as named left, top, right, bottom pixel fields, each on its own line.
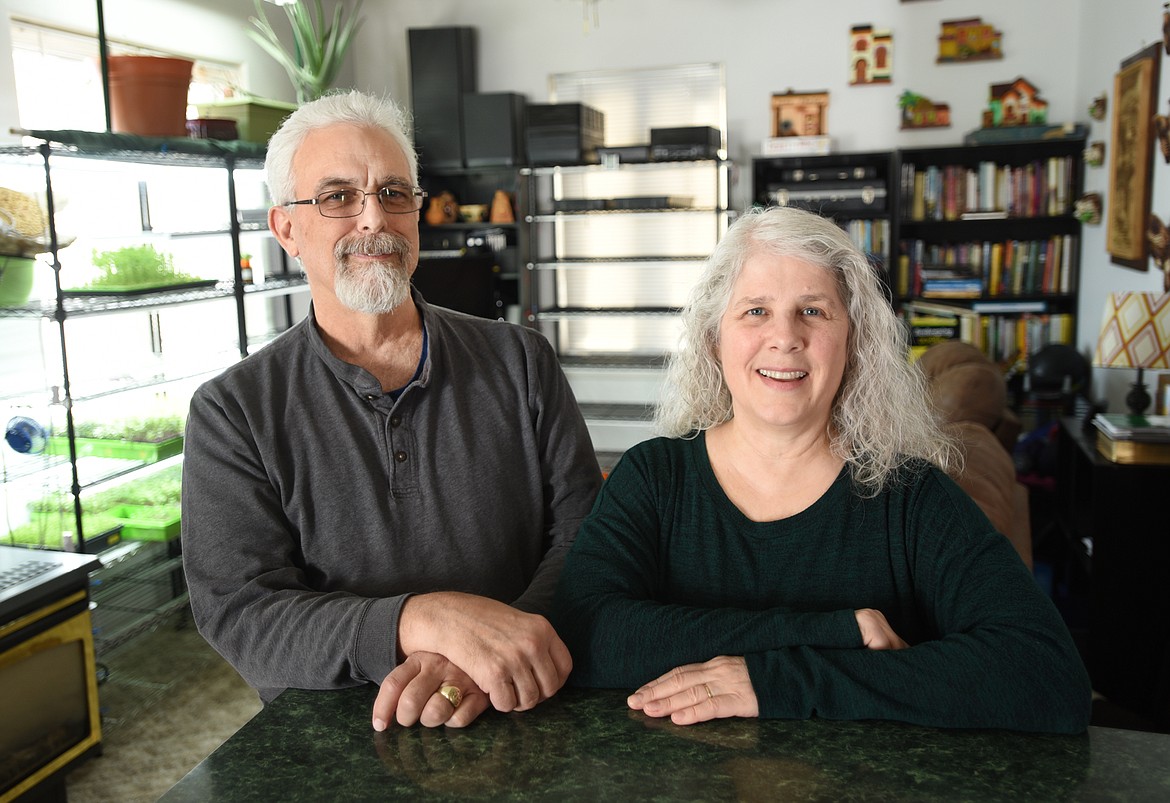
left=108, top=56, right=194, bottom=138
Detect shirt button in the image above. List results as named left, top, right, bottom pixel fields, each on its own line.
left=390, top=415, right=402, bottom=427
left=394, top=450, right=408, bottom=463
left=365, top=394, right=378, bottom=401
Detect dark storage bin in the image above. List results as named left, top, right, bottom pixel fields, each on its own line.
left=526, top=103, right=605, bottom=166
left=649, top=125, right=721, bottom=161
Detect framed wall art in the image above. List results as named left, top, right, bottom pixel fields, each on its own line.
left=1107, top=43, right=1160, bottom=269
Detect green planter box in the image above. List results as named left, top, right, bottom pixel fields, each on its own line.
left=109, top=504, right=182, bottom=542
left=194, top=98, right=297, bottom=144
left=47, top=435, right=183, bottom=463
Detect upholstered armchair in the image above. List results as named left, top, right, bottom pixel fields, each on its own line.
left=916, top=341, right=1032, bottom=569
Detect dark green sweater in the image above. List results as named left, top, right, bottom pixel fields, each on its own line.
left=552, top=434, right=1091, bottom=733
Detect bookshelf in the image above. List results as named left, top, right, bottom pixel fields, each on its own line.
left=896, top=136, right=1085, bottom=368
left=750, top=138, right=1085, bottom=370
left=751, top=151, right=895, bottom=296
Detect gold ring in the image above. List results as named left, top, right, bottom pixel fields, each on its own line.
left=439, top=685, right=463, bottom=709
left=703, top=683, right=713, bottom=700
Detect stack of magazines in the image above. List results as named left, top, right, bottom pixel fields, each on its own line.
left=1091, top=413, right=1170, bottom=464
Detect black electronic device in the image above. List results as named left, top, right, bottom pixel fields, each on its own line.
left=526, top=103, right=605, bottom=165
left=649, top=126, right=721, bottom=161
left=781, top=165, right=878, bottom=183
left=463, top=92, right=527, bottom=167
left=409, top=27, right=476, bottom=169
left=769, top=179, right=887, bottom=213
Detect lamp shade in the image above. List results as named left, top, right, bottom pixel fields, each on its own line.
left=1093, top=292, right=1170, bottom=369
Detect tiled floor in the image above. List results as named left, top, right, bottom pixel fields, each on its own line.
left=64, top=609, right=261, bottom=803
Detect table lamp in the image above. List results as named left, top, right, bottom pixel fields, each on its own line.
left=1093, top=292, right=1170, bottom=416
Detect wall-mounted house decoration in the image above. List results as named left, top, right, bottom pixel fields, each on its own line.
left=1163, top=2, right=1170, bottom=56
left=981, top=77, right=1049, bottom=127
left=937, top=17, right=1004, bottom=63
left=1149, top=213, right=1170, bottom=290
left=1076, top=193, right=1103, bottom=225
left=1108, top=44, right=1160, bottom=269
left=1085, top=141, right=1106, bottom=168
left=850, top=25, right=892, bottom=85
left=1155, top=104, right=1170, bottom=163
left=771, top=89, right=830, bottom=137
left=1089, top=94, right=1108, bottom=120
left=898, top=91, right=951, bottom=129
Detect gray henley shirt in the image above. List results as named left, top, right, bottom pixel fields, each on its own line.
left=181, top=295, right=601, bottom=702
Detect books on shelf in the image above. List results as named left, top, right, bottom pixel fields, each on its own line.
left=900, top=154, right=1076, bottom=222
left=900, top=235, right=1076, bottom=298
left=901, top=300, right=1073, bottom=364
left=1092, top=413, right=1170, bottom=443
left=1096, top=432, right=1170, bottom=465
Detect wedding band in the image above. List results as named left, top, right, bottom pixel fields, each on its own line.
left=438, top=685, right=463, bottom=709
left=703, top=683, right=713, bottom=700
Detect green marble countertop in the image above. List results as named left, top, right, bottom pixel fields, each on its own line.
left=161, top=686, right=1170, bottom=801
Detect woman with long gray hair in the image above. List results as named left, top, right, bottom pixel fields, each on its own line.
left=552, top=205, right=1090, bottom=733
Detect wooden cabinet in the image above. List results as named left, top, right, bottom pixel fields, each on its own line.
left=1056, top=418, right=1170, bottom=729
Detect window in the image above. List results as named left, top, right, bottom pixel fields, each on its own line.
left=9, top=19, right=241, bottom=133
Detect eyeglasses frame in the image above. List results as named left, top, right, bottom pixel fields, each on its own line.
left=283, top=185, right=428, bottom=218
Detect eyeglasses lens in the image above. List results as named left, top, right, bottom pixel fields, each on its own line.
left=317, top=188, right=421, bottom=218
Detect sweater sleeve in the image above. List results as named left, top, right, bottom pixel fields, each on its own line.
left=551, top=444, right=862, bottom=688
left=181, top=382, right=402, bottom=702
left=745, top=470, right=1092, bottom=734
left=510, top=332, right=603, bottom=616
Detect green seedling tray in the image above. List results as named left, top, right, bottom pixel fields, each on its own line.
left=47, top=435, right=184, bottom=463
left=108, top=504, right=182, bottom=541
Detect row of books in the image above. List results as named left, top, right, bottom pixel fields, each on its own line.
left=1092, top=413, right=1170, bottom=465
left=843, top=218, right=890, bottom=259
left=899, top=235, right=1077, bottom=298
left=904, top=300, right=1073, bottom=364
left=900, top=156, right=1076, bottom=222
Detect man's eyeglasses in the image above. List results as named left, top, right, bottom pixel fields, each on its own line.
left=284, top=185, right=427, bottom=218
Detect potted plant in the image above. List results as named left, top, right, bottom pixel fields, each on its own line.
left=0, top=185, right=49, bottom=307
left=247, top=0, right=364, bottom=104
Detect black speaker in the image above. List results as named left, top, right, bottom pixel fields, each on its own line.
left=462, top=92, right=527, bottom=167
left=408, top=26, right=476, bottom=170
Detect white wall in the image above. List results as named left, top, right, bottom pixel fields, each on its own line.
left=1075, top=0, right=1169, bottom=412
left=0, top=0, right=354, bottom=141
left=354, top=0, right=1168, bottom=411
left=2, top=0, right=1165, bottom=410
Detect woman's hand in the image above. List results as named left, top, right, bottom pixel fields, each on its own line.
left=373, top=651, right=489, bottom=730
left=627, top=655, right=758, bottom=725
left=854, top=608, right=909, bottom=650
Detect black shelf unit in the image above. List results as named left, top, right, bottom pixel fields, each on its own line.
left=0, top=131, right=307, bottom=653
left=415, top=164, right=523, bottom=320
left=749, top=138, right=1086, bottom=370
left=896, top=136, right=1085, bottom=368
left=751, top=150, right=896, bottom=277
left=522, top=158, right=731, bottom=456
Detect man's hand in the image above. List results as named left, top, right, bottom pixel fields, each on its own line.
left=854, top=608, right=909, bottom=650
left=373, top=651, right=489, bottom=730
left=627, top=655, right=758, bottom=725
left=397, top=592, right=572, bottom=713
